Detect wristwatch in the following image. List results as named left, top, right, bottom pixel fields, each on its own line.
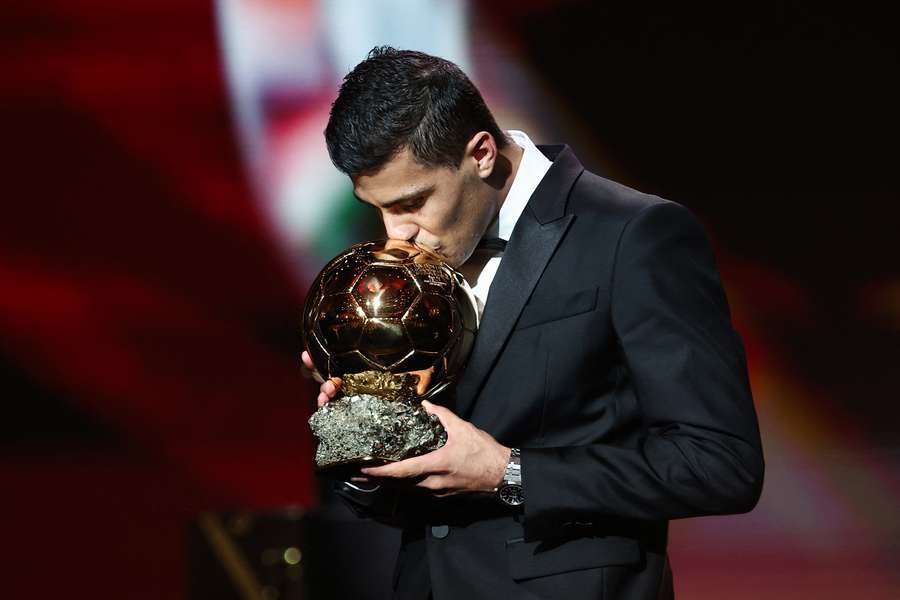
left=496, top=448, right=524, bottom=506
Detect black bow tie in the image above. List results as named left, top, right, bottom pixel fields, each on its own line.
left=476, top=237, right=507, bottom=252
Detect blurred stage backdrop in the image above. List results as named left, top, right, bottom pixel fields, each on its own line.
left=1, top=0, right=898, bottom=598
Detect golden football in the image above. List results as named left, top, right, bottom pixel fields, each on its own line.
left=302, top=239, right=478, bottom=399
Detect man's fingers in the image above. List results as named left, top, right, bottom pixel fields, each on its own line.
left=315, top=377, right=342, bottom=407
left=300, top=351, right=325, bottom=384
left=360, top=462, right=417, bottom=479
left=432, top=490, right=458, bottom=498
left=361, top=453, right=435, bottom=479
left=416, top=475, right=446, bottom=491
left=421, top=400, right=456, bottom=430
left=321, top=377, right=342, bottom=397
left=410, top=475, right=459, bottom=497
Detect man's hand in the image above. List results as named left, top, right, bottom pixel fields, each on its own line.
left=303, top=349, right=378, bottom=484
left=301, top=350, right=342, bottom=407
left=300, top=352, right=509, bottom=493
left=360, top=400, right=511, bottom=497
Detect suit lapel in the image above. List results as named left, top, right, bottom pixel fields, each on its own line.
left=455, top=145, right=584, bottom=419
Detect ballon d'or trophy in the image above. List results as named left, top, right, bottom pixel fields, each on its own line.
left=302, top=239, right=478, bottom=476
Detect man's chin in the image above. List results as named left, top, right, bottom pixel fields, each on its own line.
left=442, top=251, right=466, bottom=269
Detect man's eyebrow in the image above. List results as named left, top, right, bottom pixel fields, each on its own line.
left=364, top=186, right=434, bottom=209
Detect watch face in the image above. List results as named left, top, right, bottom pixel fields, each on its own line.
left=499, top=484, right=524, bottom=506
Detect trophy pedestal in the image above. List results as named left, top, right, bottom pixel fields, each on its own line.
left=309, top=393, right=447, bottom=474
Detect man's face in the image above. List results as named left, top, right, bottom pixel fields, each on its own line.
left=352, top=147, right=497, bottom=268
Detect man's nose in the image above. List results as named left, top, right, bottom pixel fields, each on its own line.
left=382, top=213, right=419, bottom=241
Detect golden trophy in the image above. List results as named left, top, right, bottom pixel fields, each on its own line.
left=302, top=240, right=478, bottom=475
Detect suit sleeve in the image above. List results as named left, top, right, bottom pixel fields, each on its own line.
left=332, top=479, right=442, bottom=528
left=521, top=201, right=764, bottom=532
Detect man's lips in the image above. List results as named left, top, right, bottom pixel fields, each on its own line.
left=414, top=241, right=441, bottom=254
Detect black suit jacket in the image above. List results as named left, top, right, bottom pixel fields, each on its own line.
left=335, top=145, right=764, bottom=600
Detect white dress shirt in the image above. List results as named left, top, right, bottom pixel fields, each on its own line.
left=466, top=130, right=552, bottom=317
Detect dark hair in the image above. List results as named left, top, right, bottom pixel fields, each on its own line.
left=325, top=46, right=508, bottom=176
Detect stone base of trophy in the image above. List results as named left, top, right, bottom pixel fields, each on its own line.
left=308, top=371, right=447, bottom=477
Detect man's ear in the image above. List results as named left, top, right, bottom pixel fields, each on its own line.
left=463, top=131, right=498, bottom=179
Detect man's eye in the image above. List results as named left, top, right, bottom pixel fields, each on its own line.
left=393, top=197, right=426, bottom=213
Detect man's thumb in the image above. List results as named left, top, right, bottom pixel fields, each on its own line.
left=421, top=399, right=451, bottom=419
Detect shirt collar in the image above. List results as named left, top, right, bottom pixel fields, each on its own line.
left=485, top=130, right=553, bottom=241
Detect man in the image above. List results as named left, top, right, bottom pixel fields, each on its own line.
left=301, top=46, right=764, bottom=600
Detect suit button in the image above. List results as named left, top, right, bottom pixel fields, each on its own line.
left=431, top=525, right=449, bottom=539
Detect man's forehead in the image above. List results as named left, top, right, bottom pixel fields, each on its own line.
left=357, top=148, right=422, bottom=179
